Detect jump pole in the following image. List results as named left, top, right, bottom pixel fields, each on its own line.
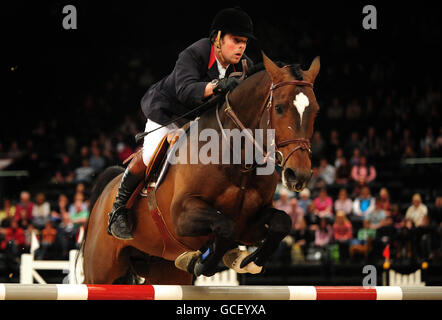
left=1, top=285, right=442, bottom=300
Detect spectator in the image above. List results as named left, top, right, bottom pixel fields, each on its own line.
left=14, top=191, right=34, bottom=222
left=351, top=155, right=377, bottom=186
left=311, top=132, right=326, bottom=162
left=334, top=156, right=351, bottom=185
left=389, top=204, right=405, bottom=230
left=415, top=215, right=439, bottom=261
left=349, top=219, right=376, bottom=261
left=51, top=154, right=75, bottom=184
left=70, top=198, right=89, bottom=229
left=333, top=211, right=353, bottom=262
left=361, top=126, right=381, bottom=160
left=334, top=188, right=353, bottom=216
left=314, top=217, right=333, bottom=248
left=51, top=194, right=69, bottom=227
left=74, top=158, right=95, bottom=184
left=274, top=189, right=293, bottom=214
left=317, top=158, right=336, bottom=185
left=298, top=188, right=312, bottom=214
left=35, top=221, right=57, bottom=260
left=372, top=216, right=397, bottom=262
left=352, top=185, right=375, bottom=226
left=89, top=145, right=106, bottom=174
left=31, top=193, right=51, bottom=230
left=291, top=217, right=314, bottom=260
left=313, top=187, right=333, bottom=220
left=54, top=212, right=77, bottom=259
left=405, top=193, right=428, bottom=228
left=396, top=219, right=416, bottom=260
left=365, top=197, right=386, bottom=229
left=326, top=97, right=344, bottom=120
left=0, top=198, right=16, bottom=227
left=0, top=219, right=26, bottom=255
left=378, top=187, right=391, bottom=215
left=68, top=192, right=88, bottom=215
left=288, top=198, right=305, bottom=229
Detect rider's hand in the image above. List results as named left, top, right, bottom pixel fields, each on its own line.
left=213, top=77, right=241, bottom=95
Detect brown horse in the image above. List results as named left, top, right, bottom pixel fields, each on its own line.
left=82, top=53, right=320, bottom=284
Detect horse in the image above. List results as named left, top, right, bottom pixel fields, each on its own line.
left=82, top=53, right=320, bottom=284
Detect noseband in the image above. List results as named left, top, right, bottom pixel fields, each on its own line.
left=216, top=78, right=313, bottom=169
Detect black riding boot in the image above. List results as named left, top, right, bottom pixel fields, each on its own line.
left=107, top=153, right=146, bottom=240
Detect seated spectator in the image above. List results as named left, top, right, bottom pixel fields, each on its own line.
left=70, top=198, right=89, bottom=229
left=14, top=191, right=34, bottom=222
left=333, top=211, right=353, bottom=262
left=349, top=147, right=361, bottom=167
left=378, top=187, right=391, bottom=215
left=0, top=198, right=16, bottom=227
left=349, top=219, right=376, bottom=261
left=313, top=218, right=333, bottom=248
left=0, top=219, right=26, bottom=255
left=291, top=218, right=314, bottom=261
left=334, top=188, right=353, bottom=216
left=35, top=221, right=57, bottom=260
left=51, top=154, right=75, bottom=184
left=365, top=197, right=386, bottom=230
left=54, top=212, right=77, bottom=259
left=274, top=189, right=293, bottom=214
left=351, top=185, right=375, bottom=229
left=389, top=204, right=405, bottom=230
left=32, top=192, right=51, bottom=230
left=298, top=188, right=312, bottom=214
left=74, top=158, right=95, bottom=184
left=288, top=198, right=305, bottom=229
left=351, top=155, right=377, bottom=186
left=313, top=187, right=333, bottom=219
left=89, top=145, right=106, bottom=174
left=405, top=193, right=428, bottom=227
left=334, top=156, right=351, bottom=185
left=68, top=192, right=88, bottom=215
left=50, top=194, right=69, bottom=227
left=317, top=158, right=336, bottom=185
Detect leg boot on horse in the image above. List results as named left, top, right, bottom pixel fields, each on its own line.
left=107, top=151, right=146, bottom=240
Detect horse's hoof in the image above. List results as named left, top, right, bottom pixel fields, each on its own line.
left=175, top=251, right=201, bottom=273
left=108, top=213, right=134, bottom=240
left=223, top=248, right=263, bottom=274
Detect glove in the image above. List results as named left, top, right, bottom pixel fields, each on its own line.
left=213, top=77, right=241, bottom=95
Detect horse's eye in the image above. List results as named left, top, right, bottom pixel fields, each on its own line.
left=275, top=104, right=284, bottom=114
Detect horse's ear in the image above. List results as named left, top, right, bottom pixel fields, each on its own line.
left=304, top=56, right=320, bottom=83
left=262, top=51, right=284, bottom=83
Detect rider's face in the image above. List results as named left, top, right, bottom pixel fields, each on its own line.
left=219, top=33, right=248, bottom=66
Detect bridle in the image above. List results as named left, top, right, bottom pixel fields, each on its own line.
left=216, top=76, right=314, bottom=170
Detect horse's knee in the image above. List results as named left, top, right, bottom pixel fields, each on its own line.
left=268, top=209, right=292, bottom=237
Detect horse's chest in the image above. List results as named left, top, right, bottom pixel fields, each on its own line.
left=215, top=186, right=263, bottom=216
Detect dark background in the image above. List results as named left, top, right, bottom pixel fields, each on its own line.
left=2, top=1, right=440, bottom=139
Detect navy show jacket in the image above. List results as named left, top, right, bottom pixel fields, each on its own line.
left=141, top=38, right=253, bottom=126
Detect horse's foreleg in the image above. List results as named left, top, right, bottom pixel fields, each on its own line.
left=173, top=198, right=237, bottom=277
left=239, top=207, right=292, bottom=269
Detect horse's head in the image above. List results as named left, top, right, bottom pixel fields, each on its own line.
left=262, top=53, right=320, bottom=192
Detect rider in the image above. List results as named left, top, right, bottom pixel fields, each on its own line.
left=107, top=7, right=256, bottom=240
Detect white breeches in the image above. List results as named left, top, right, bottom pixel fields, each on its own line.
left=142, top=119, right=178, bottom=166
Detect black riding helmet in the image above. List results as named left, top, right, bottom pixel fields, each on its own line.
left=209, top=7, right=257, bottom=40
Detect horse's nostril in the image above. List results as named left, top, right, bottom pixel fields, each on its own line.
left=284, top=168, right=296, bottom=182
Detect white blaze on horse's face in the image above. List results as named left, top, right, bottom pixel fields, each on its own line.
left=293, top=92, right=310, bottom=126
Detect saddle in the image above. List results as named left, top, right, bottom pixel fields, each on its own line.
left=123, top=124, right=194, bottom=259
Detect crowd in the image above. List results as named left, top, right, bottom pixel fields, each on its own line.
left=272, top=180, right=442, bottom=266
left=1, top=7, right=441, bottom=276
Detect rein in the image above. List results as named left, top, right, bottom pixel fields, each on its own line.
left=216, top=78, right=313, bottom=170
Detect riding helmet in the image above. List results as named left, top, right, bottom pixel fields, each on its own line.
left=210, top=7, right=256, bottom=40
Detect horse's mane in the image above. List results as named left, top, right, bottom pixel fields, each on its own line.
left=246, top=61, right=304, bottom=80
